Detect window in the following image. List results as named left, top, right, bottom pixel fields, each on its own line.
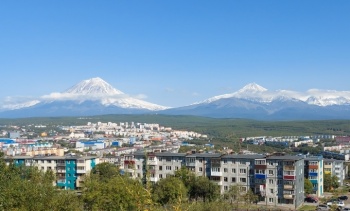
left=232, top=168, right=236, bottom=173
left=166, top=158, right=171, bottom=162
left=199, top=159, right=203, bottom=163
left=158, top=157, right=163, bottom=161
left=223, top=159, right=227, bottom=164
left=159, top=166, right=162, bottom=170
left=199, top=167, right=203, bottom=172
left=240, top=186, right=247, bottom=191
left=240, top=160, right=245, bottom=165
left=269, top=179, right=273, bottom=184
left=47, top=160, right=52, bottom=163
left=224, top=168, right=228, bottom=172
left=159, top=174, right=163, bottom=179
left=151, top=174, right=155, bottom=178
left=137, top=173, right=141, bottom=177
left=212, top=167, right=220, bottom=172
left=224, top=186, right=228, bottom=191
left=269, top=198, right=274, bottom=203
left=149, top=157, right=154, bottom=161
left=268, top=161, right=274, bottom=166
left=232, top=177, right=236, bottom=183
left=255, top=160, right=266, bottom=165
left=166, top=166, right=172, bottom=170
left=255, top=169, right=265, bottom=174
left=137, top=165, right=140, bottom=170
left=268, top=170, right=274, bottom=175
left=175, top=166, right=179, bottom=170
left=240, top=178, right=246, bottom=183
left=240, top=169, right=246, bottom=174
left=224, top=177, right=228, bottom=182
left=270, top=189, right=274, bottom=194
left=277, top=179, right=282, bottom=185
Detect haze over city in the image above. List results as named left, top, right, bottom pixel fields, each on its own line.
left=1, top=1, right=349, bottom=107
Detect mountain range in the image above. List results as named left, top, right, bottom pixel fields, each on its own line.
left=2, top=77, right=350, bottom=120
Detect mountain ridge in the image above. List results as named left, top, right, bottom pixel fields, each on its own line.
left=2, top=79, right=350, bottom=120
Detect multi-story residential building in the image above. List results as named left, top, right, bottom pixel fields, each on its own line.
left=323, top=158, right=335, bottom=175
left=121, top=152, right=305, bottom=208
left=324, top=159, right=346, bottom=187
left=304, top=156, right=324, bottom=197
left=266, top=156, right=304, bottom=208
left=4, top=155, right=99, bottom=190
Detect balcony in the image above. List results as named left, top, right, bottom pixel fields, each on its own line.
left=308, top=165, right=318, bottom=170
left=283, top=194, right=294, bottom=199
left=186, top=162, right=196, bottom=167
left=310, top=179, right=318, bottom=184
left=255, top=174, right=267, bottom=179
left=124, top=160, right=135, bottom=165
left=211, top=171, right=223, bottom=177
left=77, top=169, right=86, bottom=174
left=283, top=165, right=295, bottom=171
left=255, top=165, right=267, bottom=170
left=283, top=175, right=295, bottom=180
left=309, top=172, right=318, bottom=177
left=77, top=162, right=85, bottom=167
left=284, top=185, right=295, bottom=190
left=147, top=160, right=158, bottom=165
left=57, top=169, right=66, bottom=173
left=57, top=162, right=66, bottom=167
left=57, top=179, right=65, bottom=184
left=150, top=177, right=159, bottom=182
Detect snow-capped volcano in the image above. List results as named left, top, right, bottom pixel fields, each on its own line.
left=161, top=83, right=350, bottom=120
left=64, top=77, right=124, bottom=95
left=196, top=83, right=350, bottom=106
left=237, top=82, right=268, bottom=93
left=0, top=77, right=167, bottom=117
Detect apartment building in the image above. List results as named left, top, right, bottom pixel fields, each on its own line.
left=304, top=156, right=324, bottom=197
left=5, top=155, right=99, bottom=190
left=265, top=156, right=304, bottom=208
left=334, top=160, right=346, bottom=186
left=121, top=152, right=305, bottom=208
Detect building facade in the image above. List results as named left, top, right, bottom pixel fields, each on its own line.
left=5, top=155, right=99, bottom=190
left=304, top=156, right=324, bottom=197
left=121, top=152, right=305, bottom=208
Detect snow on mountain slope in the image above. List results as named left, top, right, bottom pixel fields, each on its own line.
left=64, top=77, right=124, bottom=95
left=1, top=100, right=41, bottom=111
left=2, top=77, right=168, bottom=111
left=195, top=83, right=350, bottom=106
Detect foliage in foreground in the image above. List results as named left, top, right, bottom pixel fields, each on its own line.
left=0, top=158, right=260, bottom=211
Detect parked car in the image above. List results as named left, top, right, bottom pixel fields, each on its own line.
left=338, top=195, right=349, bottom=201
left=305, top=196, right=318, bottom=203
left=315, top=204, right=329, bottom=211
left=343, top=207, right=350, bottom=211
left=326, top=200, right=345, bottom=207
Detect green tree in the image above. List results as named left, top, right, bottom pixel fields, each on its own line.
left=152, top=176, right=188, bottom=206
left=91, top=162, right=120, bottom=182
left=82, top=173, right=154, bottom=211
left=331, top=175, right=339, bottom=190
left=242, top=189, right=258, bottom=206
left=304, top=178, right=313, bottom=195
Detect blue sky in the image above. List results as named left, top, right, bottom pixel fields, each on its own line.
left=0, top=1, right=349, bottom=107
